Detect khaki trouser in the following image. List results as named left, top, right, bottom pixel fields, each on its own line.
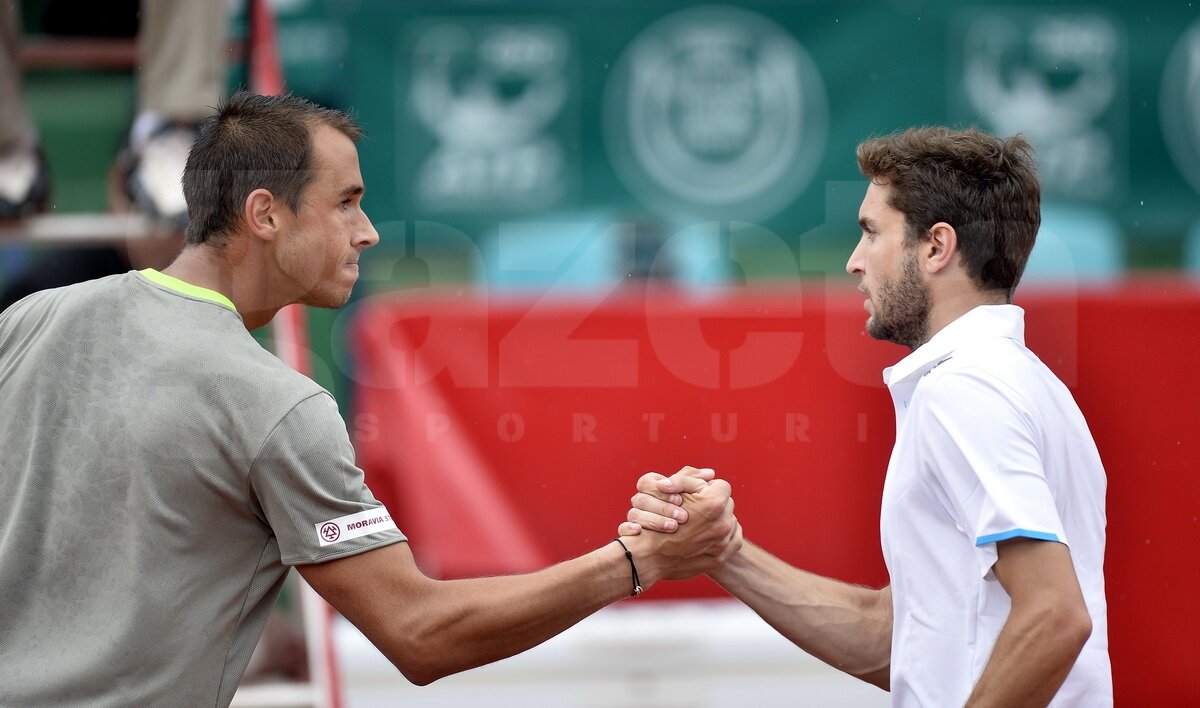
left=0, top=0, right=228, bottom=149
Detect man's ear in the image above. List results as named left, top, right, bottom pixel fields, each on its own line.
left=923, top=221, right=958, bottom=275
left=244, top=188, right=279, bottom=242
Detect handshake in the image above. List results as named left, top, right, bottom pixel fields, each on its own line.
left=611, top=466, right=743, bottom=591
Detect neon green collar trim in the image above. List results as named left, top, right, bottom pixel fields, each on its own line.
left=140, top=269, right=237, bottom=313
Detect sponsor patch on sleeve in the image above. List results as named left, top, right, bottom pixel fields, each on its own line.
left=315, top=507, right=398, bottom=547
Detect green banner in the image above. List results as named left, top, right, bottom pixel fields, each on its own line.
left=250, top=2, right=1190, bottom=262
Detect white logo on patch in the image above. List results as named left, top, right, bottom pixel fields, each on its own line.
left=315, top=507, right=398, bottom=547
left=955, top=10, right=1124, bottom=200
left=603, top=5, right=828, bottom=221
left=406, top=20, right=571, bottom=212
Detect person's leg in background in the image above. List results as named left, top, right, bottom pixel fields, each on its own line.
left=1, top=0, right=229, bottom=308
left=138, top=0, right=227, bottom=123
left=119, top=0, right=228, bottom=227
left=0, top=0, right=49, bottom=219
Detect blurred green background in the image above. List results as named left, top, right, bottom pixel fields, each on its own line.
left=8, top=0, right=1200, bottom=402
left=17, top=1, right=1200, bottom=261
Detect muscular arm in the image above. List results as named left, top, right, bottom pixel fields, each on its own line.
left=710, top=541, right=893, bottom=689
left=299, top=477, right=738, bottom=686
left=965, top=539, right=1092, bottom=707
left=300, top=541, right=634, bottom=686
left=624, top=471, right=891, bottom=689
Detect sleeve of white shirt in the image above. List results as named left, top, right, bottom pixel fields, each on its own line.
left=914, top=367, right=1068, bottom=578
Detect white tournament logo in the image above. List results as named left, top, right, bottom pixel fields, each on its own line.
left=316, top=508, right=398, bottom=547
left=405, top=21, right=571, bottom=211
left=603, top=6, right=828, bottom=221
left=1161, top=19, right=1200, bottom=195
left=955, top=11, right=1125, bottom=200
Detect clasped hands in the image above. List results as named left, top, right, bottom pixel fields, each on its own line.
left=614, top=466, right=742, bottom=589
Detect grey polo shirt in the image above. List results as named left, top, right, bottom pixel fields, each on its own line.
left=0, top=270, right=404, bottom=707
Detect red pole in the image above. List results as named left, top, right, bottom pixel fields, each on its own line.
left=249, top=1, right=344, bottom=706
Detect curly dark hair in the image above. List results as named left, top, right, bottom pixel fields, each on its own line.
left=856, top=126, right=1041, bottom=298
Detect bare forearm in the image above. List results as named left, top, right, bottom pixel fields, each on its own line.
left=710, top=541, right=892, bottom=688
left=966, top=539, right=1093, bottom=706
left=379, top=542, right=637, bottom=684
left=305, top=474, right=738, bottom=686
left=966, top=603, right=1091, bottom=706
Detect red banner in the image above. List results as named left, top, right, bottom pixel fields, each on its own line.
left=351, top=280, right=1200, bottom=703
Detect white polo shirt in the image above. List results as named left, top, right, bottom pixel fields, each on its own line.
left=880, top=305, right=1111, bottom=706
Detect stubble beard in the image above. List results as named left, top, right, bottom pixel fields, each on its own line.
left=866, top=249, right=930, bottom=350
left=299, top=282, right=353, bottom=310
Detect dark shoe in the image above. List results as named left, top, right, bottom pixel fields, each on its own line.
left=115, top=121, right=199, bottom=230
left=0, top=144, right=50, bottom=220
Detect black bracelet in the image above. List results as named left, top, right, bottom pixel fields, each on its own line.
left=613, top=538, right=643, bottom=596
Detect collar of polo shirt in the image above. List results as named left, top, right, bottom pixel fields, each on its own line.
left=883, top=304, right=1025, bottom=387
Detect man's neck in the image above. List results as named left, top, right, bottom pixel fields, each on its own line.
left=922, top=287, right=1008, bottom=347
left=162, top=244, right=283, bottom=331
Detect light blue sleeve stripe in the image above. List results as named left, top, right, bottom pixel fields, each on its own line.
left=975, top=528, right=1060, bottom=546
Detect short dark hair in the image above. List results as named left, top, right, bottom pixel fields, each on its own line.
left=182, top=91, right=361, bottom=245
left=856, top=126, right=1041, bottom=297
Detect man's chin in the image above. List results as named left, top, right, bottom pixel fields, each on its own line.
left=299, top=288, right=353, bottom=310
left=867, top=318, right=926, bottom=350
left=866, top=318, right=901, bottom=346
left=865, top=316, right=885, bottom=340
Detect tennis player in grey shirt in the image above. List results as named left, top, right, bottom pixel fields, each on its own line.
left=0, top=92, right=741, bottom=707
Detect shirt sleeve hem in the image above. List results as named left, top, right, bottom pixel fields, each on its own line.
left=285, top=533, right=408, bottom=566
left=975, top=528, right=1060, bottom=546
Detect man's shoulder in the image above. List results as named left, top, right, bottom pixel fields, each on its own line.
left=124, top=289, right=329, bottom=419
left=191, top=333, right=329, bottom=410
left=913, top=336, right=1070, bottom=431
left=2, top=271, right=132, bottom=315
left=915, top=348, right=1031, bottom=412
left=927, top=335, right=1038, bottom=386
